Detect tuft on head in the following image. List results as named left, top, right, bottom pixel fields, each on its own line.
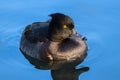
left=49, top=13, right=74, bottom=27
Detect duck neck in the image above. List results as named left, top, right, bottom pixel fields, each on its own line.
left=49, top=38, right=70, bottom=44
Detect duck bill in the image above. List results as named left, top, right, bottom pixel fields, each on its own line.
left=70, top=29, right=87, bottom=41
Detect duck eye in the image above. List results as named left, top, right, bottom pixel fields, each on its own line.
left=63, top=25, right=68, bottom=29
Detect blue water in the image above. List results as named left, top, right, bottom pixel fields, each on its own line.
left=0, top=0, right=120, bottom=80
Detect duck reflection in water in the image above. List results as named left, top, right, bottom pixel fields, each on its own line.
left=21, top=51, right=89, bottom=80
left=51, top=67, right=89, bottom=80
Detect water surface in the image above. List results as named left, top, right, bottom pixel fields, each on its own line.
left=0, top=0, right=120, bottom=80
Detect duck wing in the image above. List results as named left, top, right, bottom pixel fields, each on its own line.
left=23, top=22, right=49, bottom=43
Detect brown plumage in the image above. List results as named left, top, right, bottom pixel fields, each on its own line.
left=19, top=13, right=87, bottom=62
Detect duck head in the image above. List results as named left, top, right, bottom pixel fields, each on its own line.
left=47, top=13, right=75, bottom=42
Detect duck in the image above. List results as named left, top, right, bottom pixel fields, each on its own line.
left=19, top=13, right=88, bottom=62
